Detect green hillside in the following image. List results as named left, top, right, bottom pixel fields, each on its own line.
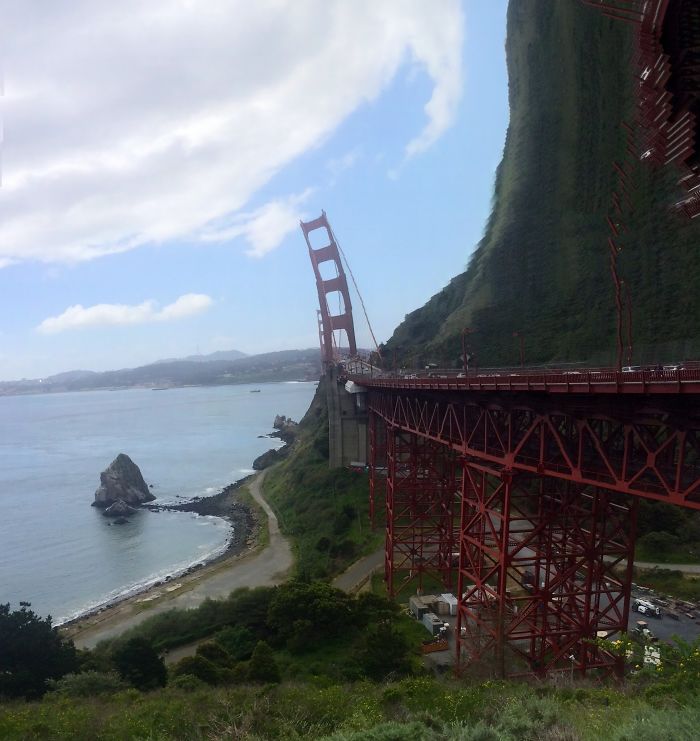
left=384, top=0, right=700, bottom=369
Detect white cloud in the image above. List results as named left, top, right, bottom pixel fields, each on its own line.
left=37, top=293, right=213, bottom=334
left=0, top=1, right=464, bottom=267
left=200, top=189, right=313, bottom=257
left=327, top=148, right=361, bottom=180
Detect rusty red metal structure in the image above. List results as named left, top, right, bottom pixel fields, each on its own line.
left=301, top=212, right=357, bottom=365
left=344, top=368, right=700, bottom=678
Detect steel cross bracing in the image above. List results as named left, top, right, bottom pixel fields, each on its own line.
left=384, top=428, right=460, bottom=597
left=365, top=387, right=700, bottom=509
left=360, top=379, right=700, bottom=678
left=456, top=469, right=636, bottom=678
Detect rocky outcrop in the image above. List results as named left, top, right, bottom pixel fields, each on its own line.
left=102, top=499, right=138, bottom=517
left=252, top=446, right=289, bottom=470
left=92, top=453, right=155, bottom=508
left=271, top=414, right=298, bottom=444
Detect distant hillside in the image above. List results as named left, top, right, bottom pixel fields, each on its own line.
left=384, top=0, right=700, bottom=369
left=154, top=349, right=247, bottom=364
left=0, top=349, right=320, bottom=395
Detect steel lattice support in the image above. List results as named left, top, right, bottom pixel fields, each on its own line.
left=456, top=466, right=637, bottom=679
left=385, top=426, right=459, bottom=597
left=368, top=391, right=700, bottom=508
left=369, top=410, right=387, bottom=529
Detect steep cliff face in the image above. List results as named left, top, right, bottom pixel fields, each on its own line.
left=385, top=0, right=700, bottom=368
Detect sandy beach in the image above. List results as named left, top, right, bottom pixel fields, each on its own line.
left=61, top=469, right=293, bottom=649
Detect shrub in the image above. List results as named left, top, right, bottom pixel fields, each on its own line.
left=49, top=670, right=126, bottom=697
left=169, top=673, right=207, bottom=692
left=248, top=641, right=280, bottom=683
left=171, top=655, right=221, bottom=686
left=0, top=602, right=78, bottom=699
left=111, top=637, right=167, bottom=690
left=196, top=640, right=233, bottom=667
left=214, top=625, right=256, bottom=661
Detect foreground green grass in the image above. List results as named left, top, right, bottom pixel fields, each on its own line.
left=634, top=568, right=700, bottom=602
left=2, top=674, right=700, bottom=740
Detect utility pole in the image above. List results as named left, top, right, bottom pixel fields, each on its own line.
left=461, top=328, right=474, bottom=377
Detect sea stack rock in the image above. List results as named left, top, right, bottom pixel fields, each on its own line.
left=92, top=453, right=155, bottom=508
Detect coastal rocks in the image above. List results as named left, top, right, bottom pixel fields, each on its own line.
left=272, top=414, right=298, bottom=443
left=253, top=414, right=299, bottom=470
left=92, top=453, right=155, bottom=509
left=252, top=447, right=287, bottom=470
left=102, top=499, right=138, bottom=518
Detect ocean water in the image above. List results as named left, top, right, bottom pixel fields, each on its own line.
left=0, top=382, right=316, bottom=623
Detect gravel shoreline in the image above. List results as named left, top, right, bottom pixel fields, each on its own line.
left=59, top=477, right=258, bottom=637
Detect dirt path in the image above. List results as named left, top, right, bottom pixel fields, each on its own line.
left=332, top=548, right=383, bottom=593
left=634, top=560, right=700, bottom=574
left=73, top=470, right=293, bottom=650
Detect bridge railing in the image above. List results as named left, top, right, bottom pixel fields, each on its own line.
left=344, top=365, right=700, bottom=395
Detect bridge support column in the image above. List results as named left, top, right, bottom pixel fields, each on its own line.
left=368, top=411, right=387, bottom=530
left=456, top=466, right=637, bottom=679
left=384, top=427, right=459, bottom=597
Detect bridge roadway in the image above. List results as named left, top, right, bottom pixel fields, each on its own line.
left=347, top=365, right=700, bottom=396
left=346, top=365, right=700, bottom=510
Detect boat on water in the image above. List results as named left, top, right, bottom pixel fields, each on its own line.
left=250, top=389, right=261, bottom=393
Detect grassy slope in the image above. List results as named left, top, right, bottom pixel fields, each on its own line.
left=2, top=676, right=700, bottom=739
left=385, top=0, right=700, bottom=369
left=264, top=377, right=383, bottom=580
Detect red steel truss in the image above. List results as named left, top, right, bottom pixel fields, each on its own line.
left=456, top=466, right=636, bottom=678
left=300, top=212, right=358, bottom=365
left=384, top=427, right=459, bottom=596
left=368, top=411, right=386, bottom=529
left=364, top=382, right=700, bottom=677
left=366, top=389, right=700, bottom=509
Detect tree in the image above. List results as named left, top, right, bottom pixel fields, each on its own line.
left=111, top=637, right=167, bottom=690
left=214, top=625, right=256, bottom=661
left=248, top=641, right=280, bottom=683
left=361, top=624, right=411, bottom=681
left=0, top=602, right=78, bottom=699
left=171, top=655, right=221, bottom=686
left=267, top=581, right=354, bottom=644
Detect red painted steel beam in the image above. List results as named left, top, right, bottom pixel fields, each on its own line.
left=384, top=427, right=459, bottom=597
left=366, top=390, right=700, bottom=509
left=455, top=468, right=636, bottom=678
left=300, top=212, right=358, bottom=365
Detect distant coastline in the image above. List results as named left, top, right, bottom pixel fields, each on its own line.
left=0, top=348, right=321, bottom=397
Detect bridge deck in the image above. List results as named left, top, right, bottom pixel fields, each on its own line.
left=347, top=367, right=700, bottom=395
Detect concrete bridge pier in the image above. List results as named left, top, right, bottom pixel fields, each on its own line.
left=325, top=364, right=368, bottom=468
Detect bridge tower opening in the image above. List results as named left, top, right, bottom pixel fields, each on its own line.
left=301, top=211, right=357, bottom=366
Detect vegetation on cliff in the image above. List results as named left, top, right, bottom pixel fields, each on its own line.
left=264, top=377, right=383, bottom=580
left=384, top=1, right=700, bottom=370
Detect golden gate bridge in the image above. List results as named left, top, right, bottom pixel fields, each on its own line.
left=299, top=0, right=700, bottom=679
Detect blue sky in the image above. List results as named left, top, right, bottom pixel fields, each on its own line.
left=0, top=1, right=509, bottom=380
